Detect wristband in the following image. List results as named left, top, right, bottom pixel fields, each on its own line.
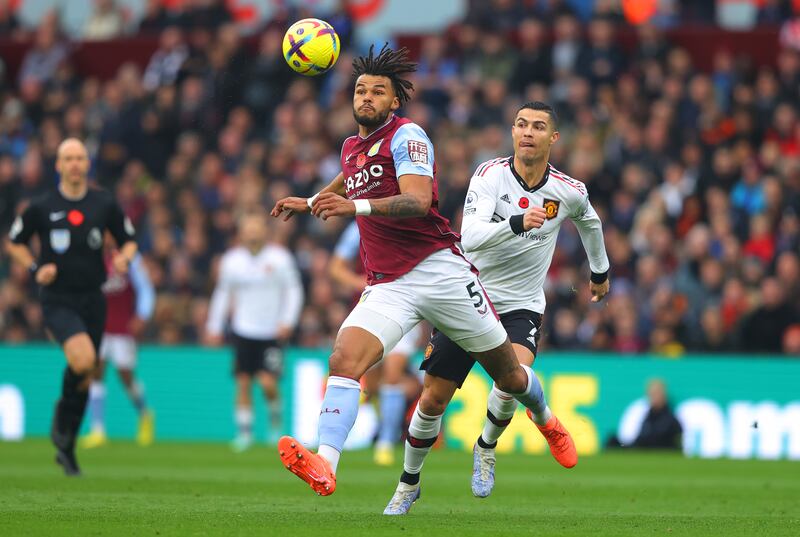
left=354, top=199, right=372, bottom=216
left=307, top=193, right=320, bottom=208
left=591, top=270, right=609, bottom=284
left=28, top=262, right=39, bottom=276
left=509, top=214, right=525, bottom=235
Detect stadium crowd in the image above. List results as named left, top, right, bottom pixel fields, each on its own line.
left=1, top=0, right=799, bottom=355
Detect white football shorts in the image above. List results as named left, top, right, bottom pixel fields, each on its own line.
left=340, top=247, right=507, bottom=356
left=99, top=334, right=137, bottom=370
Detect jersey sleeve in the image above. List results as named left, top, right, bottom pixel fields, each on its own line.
left=129, top=254, right=156, bottom=321
left=278, top=251, right=304, bottom=329
left=333, top=221, right=361, bottom=261
left=8, top=204, right=39, bottom=245
left=389, top=123, right=434, bottom=179
left=460, top=172, right=519, bottom=252
left=106, top=198, right=136, bottom=247
left=570, top=194, right=610, bottom=277
left=205, top=255, right=233, bottom=336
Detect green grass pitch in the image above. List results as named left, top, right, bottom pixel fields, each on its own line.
left=1, top=439, right=798, bottom=536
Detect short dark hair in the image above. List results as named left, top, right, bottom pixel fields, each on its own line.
left=518, top=101, right=558, bottom=129
left=352, top=44, right=417, bottom=106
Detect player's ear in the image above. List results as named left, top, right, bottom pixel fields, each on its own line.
left=551, top=130, right=560, bottom=144
left=391, top=96, right=400, bottom=111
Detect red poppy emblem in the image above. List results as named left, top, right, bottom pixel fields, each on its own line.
left=356, top=153, right=367, bottom=168
left=518, top=197, right=530, bottom=209
left=67, top=210, right=84, bottom=226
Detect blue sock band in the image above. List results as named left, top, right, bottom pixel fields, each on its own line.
left=88, top=382, right=105, bottom=431
left=318, top=376, right=362, bottom=453
left=378, top=384, right=406, bottom=445
left=511, top=364, right=547, bottom=416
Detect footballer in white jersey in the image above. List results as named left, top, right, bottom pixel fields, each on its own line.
left=460, top=158, right=608, bottom=315
left=204, top=211, right=304, bottom=451
left=385, top=102, right=610, bottom=514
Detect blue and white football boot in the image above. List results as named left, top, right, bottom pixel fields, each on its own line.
left=471, top=441, right=496, bottom=498
left=383, top=482, right=421, bottom=515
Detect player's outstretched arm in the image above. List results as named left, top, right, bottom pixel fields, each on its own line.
left=311, top=174, right=433, bottom=220
left=4, top=240, right=36, bottom=271
left=272, top=172, right=345, bottom=221
left=570, top=197, right=610, bottom=303
left=367, top=174, right=432, bottom=217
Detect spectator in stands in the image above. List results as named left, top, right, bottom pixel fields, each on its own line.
left=739, top=278, right=799, bottom=353
left=17, top=20, right=69, bottom=88
left=783, top=324, right=800, bottom=355
left=179, top=0, right=231, bottom=30
left=138, top=0, right=176, bottom=34
left=143, top=27, right=188, bottom=92
left=576, top=15, right=625, bottom=88
left=509, top=18, right=552, bottom=94
left=0, top=0, right=24, bottom=39
left=83, top=0, right=126, bottom=40
left=633, top=380, right=682, bottom=450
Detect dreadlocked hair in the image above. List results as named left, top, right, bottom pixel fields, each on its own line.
left=352, top=43, right=417, bottom=106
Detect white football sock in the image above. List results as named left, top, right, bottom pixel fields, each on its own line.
left=403, top=404, right=442, bottom=475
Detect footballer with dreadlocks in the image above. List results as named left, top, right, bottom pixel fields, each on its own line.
left=271, top=46, right=566, bottom=512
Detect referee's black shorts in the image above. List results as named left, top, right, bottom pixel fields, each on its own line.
left=421, top=309, right=543, bottom=388
left=41, top=290, right=106, bottom=352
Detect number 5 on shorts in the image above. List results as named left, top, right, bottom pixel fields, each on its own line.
left=466, top=282, right=488, bottom=315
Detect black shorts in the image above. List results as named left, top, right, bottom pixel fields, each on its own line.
left=420, top=309, right=542, bottom=388
left=233, top=334, right=283, bottom=376
left=41, top=290, right=106, bottom=352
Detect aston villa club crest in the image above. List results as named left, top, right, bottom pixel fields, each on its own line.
left=356, top=153, right=367, bottom=168
left=543, top=198, right=560, bottom=219
left=367, top=139, right=383, bottom=157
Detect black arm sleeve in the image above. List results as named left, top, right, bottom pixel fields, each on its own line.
left=106, top=200, right=136, bottom=247
left=8, top=204, right=39, bottom=244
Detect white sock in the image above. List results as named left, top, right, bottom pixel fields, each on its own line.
left=403, top=404, right=442, bottom=475
left=235, top=406, right=253, bottom=439
left=480, top=385, right=518, bottom=445
left=318, top=444, right=341, bottom=472
left=88, top=382, right=106, bottom=433
left=268, top=399, right=281, bottom=431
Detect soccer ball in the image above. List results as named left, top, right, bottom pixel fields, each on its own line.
left=282, top=18, right=340, bottom=76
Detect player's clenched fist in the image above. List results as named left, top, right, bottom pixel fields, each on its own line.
left=590, top=278, right=610, bottom=303
left=35, top=263, right=58, bottom=286
left=523, top=206, right=547, bottom=231
left=271, top=197, right=311, bottom=221
left=312, top=192, right=355, bottom=220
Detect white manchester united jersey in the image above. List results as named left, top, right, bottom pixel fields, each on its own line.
left=206, top=244, right=304, bottom=340
left=461, top=156, right=609, bottom=314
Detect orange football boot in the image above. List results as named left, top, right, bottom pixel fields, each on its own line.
left=527, top=410, right=578, bottom=468
left=278, top=436, right=337, bottom=496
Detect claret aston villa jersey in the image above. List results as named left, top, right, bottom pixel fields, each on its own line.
left=339, top=115, right=458, bottom=285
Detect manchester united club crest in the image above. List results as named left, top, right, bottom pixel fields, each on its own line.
left=424, top=343, right=434, bottom=360
left=356, top=153, right=367, bottom=168
left=543, top=198, right=560, bottom=219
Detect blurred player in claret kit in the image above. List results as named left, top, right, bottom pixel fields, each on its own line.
left=384, top=101, right=611, bottom=513
left=271, top=44, right=574, bottom=501
left=81, top=236, right=156, bottom=449
left=329, top=221, right=423, bottom=466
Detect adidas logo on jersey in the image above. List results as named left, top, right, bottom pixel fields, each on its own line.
left=500, top=194, right=511, bottom=204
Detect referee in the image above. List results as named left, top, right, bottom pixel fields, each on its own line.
left=5, top=138, right=137, bottom=476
